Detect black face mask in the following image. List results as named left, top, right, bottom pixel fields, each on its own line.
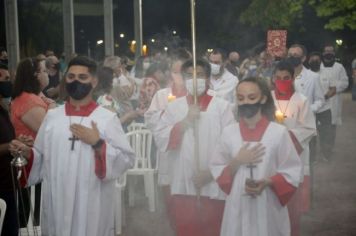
left=65, top=80, right=92, bottom=100
left=322, top=53, right=335, bottom=67
left=309, top=60, right=321, bottom=72
left=238, top=102, right=261, bottom=118
left=0, top=81, right=12, bottom=98
left=286, top=56, right=302, bottom=67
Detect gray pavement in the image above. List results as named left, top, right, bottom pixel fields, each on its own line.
left=122, top=93, right=356, bottom=236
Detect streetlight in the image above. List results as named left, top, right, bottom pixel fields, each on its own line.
left=97, top=40, right=104, bottom=45
left=164, top=47, right=168, bottom=51
left=120, top=33, right=125, bottom=38
left=173, top=30, right=177, bottom=35
left=151, top=38, right=155, bottom=43
left=336, top=39, right=343, bottom=46
left=207, top=48, right=213, bottom=53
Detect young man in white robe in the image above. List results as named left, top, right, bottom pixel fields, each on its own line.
left=9, top=56, right=135, bottom=236
left=144, top=53, right=189, bottom=223
left=210, top=77, right=302, bottom=236
left=208, top=48, right=239, bottom=104
left=271, top=60, right=317, bottom=236
left=154, top=59, right=235, bottom=236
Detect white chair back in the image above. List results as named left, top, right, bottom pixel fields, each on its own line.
left=127, top=122, right=147, bottom=132
left=126, top=129, right=153, bottom=169
left=0, top=198, right=6, bottom=235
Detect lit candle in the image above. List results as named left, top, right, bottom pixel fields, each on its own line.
left=142, top=45, right=148, bottom=56
left=275, top=110, right=285, bottom=124
left=167, top=93, right=176, bottom=102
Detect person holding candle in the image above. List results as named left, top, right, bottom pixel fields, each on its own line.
left=271, top=60, right=316, bottom=236
left=153, top=58, right=235, bottom=236
left=210, top=76, right=302, bottom=236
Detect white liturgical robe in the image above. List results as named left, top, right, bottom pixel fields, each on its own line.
left=144, top=87, right=186, bottom=185
left=25, top=102, right=135, bottom=236
left=154, top=91, right=235, bottom=199
left=209, top=69, right=239, bottom=104
left=210, top=119, right=302, bottom=236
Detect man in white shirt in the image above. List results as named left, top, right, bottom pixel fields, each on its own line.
left=208, top=48, right=239, bottom=104
left=320, top=44, right=349, bottom=126
left=287, top=44, right=325, bottom=113
left=308, top=52, right=337, bottom=162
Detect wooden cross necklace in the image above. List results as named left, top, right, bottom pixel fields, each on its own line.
left=69, top=116, right=84, bottom=151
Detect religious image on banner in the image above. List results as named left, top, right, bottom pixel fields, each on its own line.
left=267, top=30, right=287, bottom=58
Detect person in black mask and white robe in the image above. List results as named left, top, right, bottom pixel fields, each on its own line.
left=9, top=56, right=135, bottom=236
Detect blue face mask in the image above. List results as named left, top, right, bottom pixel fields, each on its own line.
left=0, top=81, right=12, bottom=98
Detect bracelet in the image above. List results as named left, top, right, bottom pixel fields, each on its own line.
left=92, top=139, right=104, bottom=150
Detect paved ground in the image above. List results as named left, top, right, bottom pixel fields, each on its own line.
left=122, top=93, right=356, bottom=236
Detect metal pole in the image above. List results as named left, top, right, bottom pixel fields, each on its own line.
left=62, top=0, right=75, bottom=63
left=134, top=0, right=143, bottom=58
left=4, top=0, right=20, bottom=76
left=190, top=0, right=200, bottom=202
left=103, top=0, right=114, bottom=56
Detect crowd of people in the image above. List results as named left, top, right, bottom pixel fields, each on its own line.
left=0, top=43, right=354, bottom=236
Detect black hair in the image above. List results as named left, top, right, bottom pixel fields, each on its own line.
left=0, top=62, right=8, bottom=70
left=12, top=57, right=42, bottom=99
left=211, top=48, right=227, bottom=61
left=309, top=51, right=322, bottom=58
left=273, top=59, right=295, bottom=78
left=237, top=77, right=276, bottom=121
left=289, top=44, right=308, bottom=57
left=66, top=56, right=97, bottom=76
left=181, top=58, right=211, bottom=78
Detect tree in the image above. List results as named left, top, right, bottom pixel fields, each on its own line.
left=309, top=0, right=356, bottom=30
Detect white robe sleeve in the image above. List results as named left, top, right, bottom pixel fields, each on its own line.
left=336, top=64, right=349, bottom=93
left=290, top=98, right=316, bottom=145
left=275, top=128, right=303, bottom=187
left=101, top=115, right=135, bottom=180
left=311, top=75, right=326, bottom=113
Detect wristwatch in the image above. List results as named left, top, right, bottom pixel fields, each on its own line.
left=92, top=139, right=104, bottom=150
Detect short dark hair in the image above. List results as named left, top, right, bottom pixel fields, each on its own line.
left=273, top=60, right=295, bottom=78
left=211, top=48, right=227, bottom=61
left=237, top=77, right=276, bottom=121
left=289, top=44, right=308, bottom=57
left=181, top=58, right=211, bottom=78
left=309, top=51, right=322, bottom=58
left=12, top=57, right=42, bottom=99
left=67, top=56, right=97, bottom=76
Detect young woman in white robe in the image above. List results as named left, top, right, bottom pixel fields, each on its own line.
left=210, top=77, right=302, bottom=236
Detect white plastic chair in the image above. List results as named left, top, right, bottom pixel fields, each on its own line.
left=115, top=174, right=127, bottom=236
left=0, top=198, right=6, bottom=235
left=126, top=129, right=156, bottom=212
left=19, top=185, right=41, bottom=236
left=127, top=121, right=147, bottom=132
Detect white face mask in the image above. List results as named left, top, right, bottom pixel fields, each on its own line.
left=185, top=78, right=207, bottom=96
left=210, top=63, right=221, bottom=76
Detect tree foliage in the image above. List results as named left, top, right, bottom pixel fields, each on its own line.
left=239, top=0, right=356, bottom=31
left=309, top=0, right=356, bottom=30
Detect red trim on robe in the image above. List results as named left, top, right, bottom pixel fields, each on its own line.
left=167, top=91, right=213, bottom=150
left=216, top=166, right=234, bottom=195
left=239, top=116, right=270, bottom=142
left=65, top=100, right=98, bottom=116
left=20, top=149, right=34, bottom=187
left=288, top=131, right=304, bottom=155
left=270, top=174, right=297, bottom=206
left=94, top=142, right=107, bottom=179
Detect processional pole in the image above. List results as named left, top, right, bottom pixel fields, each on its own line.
left=190, top=0, right=201, bottom=202
left=10, top=151, right=39, bottom=236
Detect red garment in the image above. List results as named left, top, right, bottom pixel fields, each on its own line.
left=239, top=115, right=269, bottom=142
left=171, top=195, right=225, bottom=236
left=11, top=92, right=49, bottom=138
left=65, top=100, right=98, bottom=116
